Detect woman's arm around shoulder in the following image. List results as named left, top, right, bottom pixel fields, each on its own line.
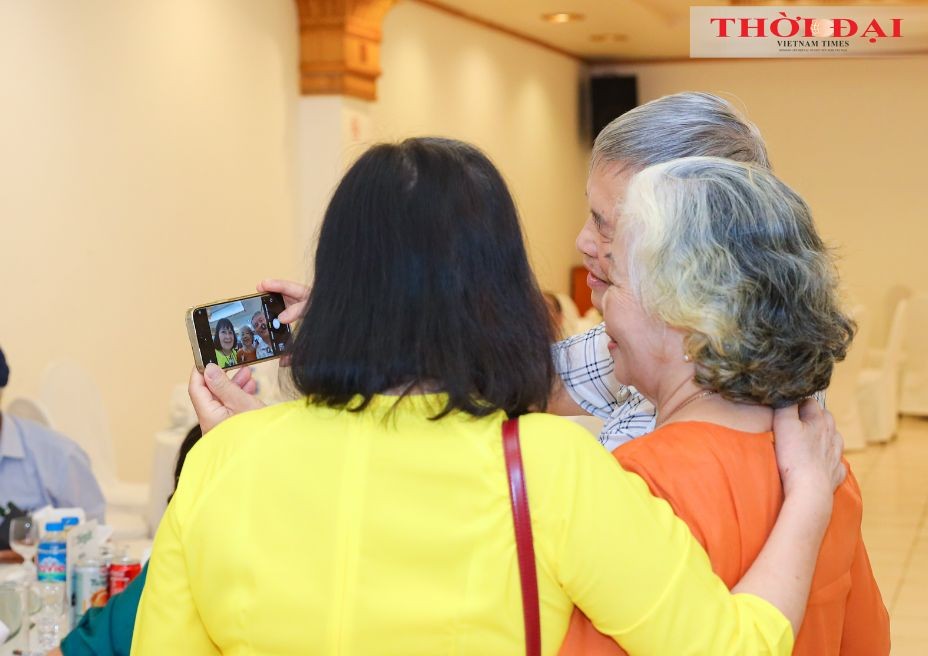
left=519, top=414, right=793, bottom=655
left=520, top=400, right=842, bottom=655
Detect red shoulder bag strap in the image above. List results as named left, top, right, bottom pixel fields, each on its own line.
left=502, top=417, right=541, bottom=656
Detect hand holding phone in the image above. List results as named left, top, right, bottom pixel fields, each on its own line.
left=185, top=292, right=292, bottom=372
left=256, top=279, right=309, bottom=325
left=188, top=365, right=265, bottom=434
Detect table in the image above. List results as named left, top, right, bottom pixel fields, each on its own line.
left=0, top=572, right=40, bottom=656
left=1, top=620, right=36, bottom=656
left=0, top=539, right=151, bottom=655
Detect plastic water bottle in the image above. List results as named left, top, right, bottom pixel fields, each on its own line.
left=36, top=523, right=66, bottom=583
left=61, top=516, right=80, bottom=532
left=34, top=579, right=66, bottom=652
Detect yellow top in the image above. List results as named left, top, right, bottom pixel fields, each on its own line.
left=132, top=395, right=793, bottom=655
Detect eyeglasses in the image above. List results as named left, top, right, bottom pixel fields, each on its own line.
left=255, top=322, right=267, bottom=330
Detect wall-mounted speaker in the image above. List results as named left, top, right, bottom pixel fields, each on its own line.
left=589, top=75, right=638, bottom=143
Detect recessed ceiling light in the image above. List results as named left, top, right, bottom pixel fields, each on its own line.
left=542, top=12, right=585, bottom=24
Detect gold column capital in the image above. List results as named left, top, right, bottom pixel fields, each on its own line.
left=295, top=0, right=397, bottom=100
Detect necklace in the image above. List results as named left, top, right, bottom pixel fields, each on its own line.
left=659, top=390, right=717, bottom=426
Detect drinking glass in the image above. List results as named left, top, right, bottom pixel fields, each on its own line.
left=0, top=582, right=24, bottom=645
left=8, top=517, right=39, bottom=653
left=9, top=517, right=38, bottom=577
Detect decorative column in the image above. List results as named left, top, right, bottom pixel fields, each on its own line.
left=293, top=0, right=395, bottom=270
left=296, top=0, right=395, bottom=100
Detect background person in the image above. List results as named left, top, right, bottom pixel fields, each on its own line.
left=0, top=346, right=106, bottom=524
left=137, top=138, right=844, bottom=655
left=550, top=91, right=780, bottom=449
left=212, top=318, right=237, bottom=368
left=237, top=326, right=258, bottom=364
left=251, top=311, right=273, bottom=358
left=561, top=158, right=889, bottom=656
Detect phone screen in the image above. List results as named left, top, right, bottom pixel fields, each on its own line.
left=191, top=293, right=291, bottom=370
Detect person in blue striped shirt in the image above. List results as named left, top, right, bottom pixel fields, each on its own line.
left=0, top=346, right=105, bottom=524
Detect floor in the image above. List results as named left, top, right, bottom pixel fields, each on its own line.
left=845, top=415, right=928, bottom=654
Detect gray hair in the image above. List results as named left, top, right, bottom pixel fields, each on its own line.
left=593, top=92, right=770, bottom=171
left=621, top=156, right=853, bottom=408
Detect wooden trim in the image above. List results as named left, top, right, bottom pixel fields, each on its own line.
left=730, top=0, right=928, bottom=5
left=411, top=0, right=928, bottom=66
left=594, top=51, right=928, bottom=66
left=591, top=56, right=710, bottom=66
left=410, top=0, right=582, bottom=62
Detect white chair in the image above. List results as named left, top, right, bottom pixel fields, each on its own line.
left=900, top=293, right=928, bottom=416
left=103, top=509, right=148, bottom=541
left=143, top=384, right=198, bottom=537
left=827, top=305, right=869, bottom=451
left=37, top=360, right=150, bottom=518
left=167, top=382, right=198, bottom=433
left=4, top=396, right=53, bottom=427
left=857, top=298, right=908, bottom=443
left=145, top=428, right=187, bottom=536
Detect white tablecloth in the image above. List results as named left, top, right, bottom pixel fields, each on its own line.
left=1, top=620, right=36, bottom=656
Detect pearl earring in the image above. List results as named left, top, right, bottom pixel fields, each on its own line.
left=683, top=353, right=691, bottom=363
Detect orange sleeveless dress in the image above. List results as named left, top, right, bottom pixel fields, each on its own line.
left=558, top=421, right=889, bottom=656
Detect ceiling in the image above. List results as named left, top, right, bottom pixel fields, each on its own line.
left=418, top=0, right=927, bottom=61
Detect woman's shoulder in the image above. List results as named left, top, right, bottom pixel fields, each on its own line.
left=215, top=396, right=304, bottom=427
left=171, top=401, right=312, bottom=510
left=515, top=413, right=630, bottom=491
left=613, top=421, right=780, bottom=513
left=619, top=421, right=772, bottom=460
left=186, top=400, right=308, bottom=463
left=517, top=412, right=609, bottom=454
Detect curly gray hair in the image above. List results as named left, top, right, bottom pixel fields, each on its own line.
left=593, top=92, right=770, bottom=170
left=621, top=156, right=854, bottom=408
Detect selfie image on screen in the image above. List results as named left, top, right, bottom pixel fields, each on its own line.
left=202, top=295, right=289, bottom=369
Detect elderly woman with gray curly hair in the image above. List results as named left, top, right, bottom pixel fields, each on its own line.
left=560, top=157, right=890, bottom=656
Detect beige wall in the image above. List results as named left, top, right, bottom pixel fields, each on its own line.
left=5, top=2, right=920, bottom=484
left=0, top=0, right=301, bottom=481
left=599, top=57, right=928, bottom=345
left=371, top=1, right=590, bottom=293
left=0, top=0, right=589, bottom=483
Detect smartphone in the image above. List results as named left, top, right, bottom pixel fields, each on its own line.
left=185, top=292, right=292, bottom=372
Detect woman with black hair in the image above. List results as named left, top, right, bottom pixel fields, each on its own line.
left=134, top=138, right=844, bottom=655
left=212, top=318, right=238, bottom=368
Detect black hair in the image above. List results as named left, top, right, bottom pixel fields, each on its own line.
left=289, top=137, right=555, bottom=418
left=168, top=424, right=203, bottom=504
left=0, top=345, right=8, bottom=388
left=212, top=318, right=236, bottom=353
